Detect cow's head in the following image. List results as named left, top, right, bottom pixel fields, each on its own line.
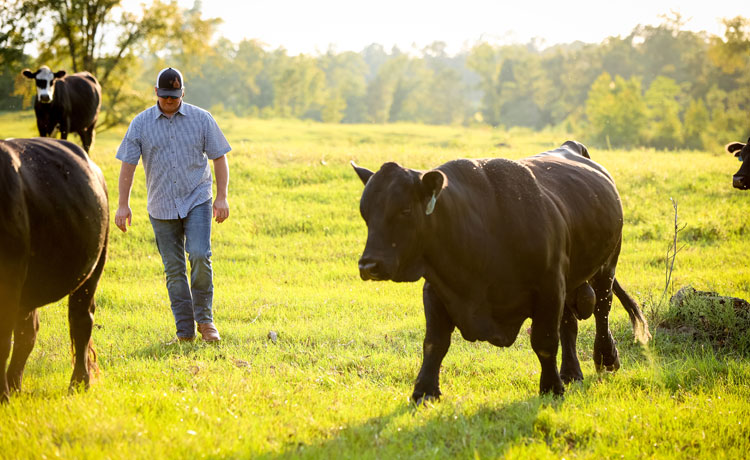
left=22, top=66, right=66, bottom=103
left=352, top=161, right=446, bottom=282
left=726, top=138, right=750, bottom=190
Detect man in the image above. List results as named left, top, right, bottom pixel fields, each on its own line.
left=115, top=67, right=231, bottom=343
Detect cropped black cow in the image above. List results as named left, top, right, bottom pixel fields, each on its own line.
left=0, top=138, right=108, bottom=402
left=22, top=66, right=102, bottom=153
left=352, top=141, right=650, bottom=401
left=726, top=138, right=750, bottom=190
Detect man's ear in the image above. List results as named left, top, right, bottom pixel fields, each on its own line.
left=726, top=142, right=746, bottom=156
left=22, top=69, right=35, bottom=79
left=421, top=170, right=446, bottom=215
left=53, top=70, right=66, bottom=79
left=351, top=161, right=374, bottom=186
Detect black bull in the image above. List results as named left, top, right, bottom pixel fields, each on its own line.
left=0, top=138, right=108, bottom=402
left=352, top=141, right=650, bottom=400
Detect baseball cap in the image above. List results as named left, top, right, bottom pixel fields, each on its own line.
left=156, top=67, right=184, bottom=98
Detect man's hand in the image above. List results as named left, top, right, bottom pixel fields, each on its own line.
left=213, top=198, right=229, bottom=223
left=115, top=206, right=132, bottom=232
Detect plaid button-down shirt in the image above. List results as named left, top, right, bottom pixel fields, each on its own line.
left=116, top=102, right=231, bottom=219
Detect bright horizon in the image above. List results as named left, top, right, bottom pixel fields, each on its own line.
left=134, top=0, right=749, bottom=55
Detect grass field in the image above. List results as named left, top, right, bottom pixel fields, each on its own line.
left=0, top=110, right=748, bottom=459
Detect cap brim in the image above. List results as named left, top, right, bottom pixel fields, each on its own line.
left=157, top=88, right=182, bottom=98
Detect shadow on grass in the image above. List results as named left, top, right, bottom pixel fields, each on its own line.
left=263, top=396, right=548, bottom=459
left=129, top=336, right=228, bottom=360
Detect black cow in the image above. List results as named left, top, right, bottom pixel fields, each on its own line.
left=726, top=138, right=750, bottom=190
left=0, top=138, right=108, bottom=402
left=352, top=141, right=650, bottom=401
left=22, top=66, right=102, bottom=153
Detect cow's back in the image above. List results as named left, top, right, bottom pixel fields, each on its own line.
left=520, top=147, right=623, bottom=285
left=433, top=149, right=623, bottom=289
left=55, top=72, right=102, bottom=131
left=3, top=138, right=108, bottom=309
left=432, top=157, right=567, bottom=287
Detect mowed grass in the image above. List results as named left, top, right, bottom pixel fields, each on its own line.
left=0, top=111, right=748, bottom=459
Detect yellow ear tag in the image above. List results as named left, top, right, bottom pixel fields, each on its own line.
left=425, top=192, right=437, bottom=215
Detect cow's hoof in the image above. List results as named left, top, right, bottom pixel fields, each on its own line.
left=540, top=380, right=565, bottom=397
left=411, top=392, right=440, bottom=406
left=7, top=373, right=22, bottom=393
left=594, top=350, right=621, bottom=373
left=560, top=372, right=583, bottom=384
left=68, top=380, right=90, bottom=395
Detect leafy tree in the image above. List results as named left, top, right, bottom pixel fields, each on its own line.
left=319, top=50, right=368, bottom=123
left=467, top=43, right=502, bottom=126
left=708, top=16, right=750, bottom=74
left=683, top=98, right=710, bottom=150
left=584, top=72, right=646, bottom=148
left=704, top=85, right=749, bottom=152
left=644, top=76, right=684, bottom=149
left=272, top=54, right=327, bottom=119
left=3, top=0, right=176, bottom=128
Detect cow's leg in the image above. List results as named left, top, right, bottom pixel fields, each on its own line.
left=6, top=309, right=40, bottom=392
left=591, top=270, right=620, bottom=373
left=35, top=118, right=48, bottom=137
left=559, top=307, right=582, bottom=384
left=412, top=281, right=455, bottom=404
left=0, top=286, right=21, bottom=403
left=530, top=285, right=565, bottom=396
left=67, top=243, right=106, bottom=393
left=79, top=127, right=93, bottom=153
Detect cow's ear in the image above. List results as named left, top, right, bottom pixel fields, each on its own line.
left=54, top=70, right=66, bottom=79
left=421, top=170, right=446, bottom=215
left=350, top=161, right=374, bottom=185
left=22, top=69, right=35, bottom=79
left=726, top=142, right=746, bottom=156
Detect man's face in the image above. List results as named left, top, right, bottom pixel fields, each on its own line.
left=155, top=87, right=183, bottom=114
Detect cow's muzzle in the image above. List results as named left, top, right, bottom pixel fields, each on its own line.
left=733, top=174, right=749, bottom=190
left=39, top=95, right=51, bottom=103
left=358, top=257, right=388, bottom=281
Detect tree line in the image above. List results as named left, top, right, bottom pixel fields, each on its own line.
left=1, top=0, right=748, bottom=150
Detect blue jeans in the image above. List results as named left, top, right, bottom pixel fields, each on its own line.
left=149, top=200, right=214, bottom=338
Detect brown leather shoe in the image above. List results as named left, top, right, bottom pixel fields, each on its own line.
left=197, top=322, right=221, bottom=342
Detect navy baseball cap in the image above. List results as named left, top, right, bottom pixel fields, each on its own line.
left=156, top=67, right=184, bottom=98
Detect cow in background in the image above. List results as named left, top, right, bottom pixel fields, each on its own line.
left=726, top=138, right=750, bottom=190
left=22, top=66, right=102, bottom=153
left=0, top=138, right=108, bottom=402
left=352, top=141, right=650, bottom=402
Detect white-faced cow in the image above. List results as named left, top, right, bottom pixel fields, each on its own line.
left=0, top=138, right=108, bottom=402
left=726, top=138, right=750, bottom=190
left=22, top=66, right=102, bottom=153
left=352, top=141, right=650, bottom=402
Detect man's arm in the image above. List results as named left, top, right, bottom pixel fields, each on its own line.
left=115, top=162, right=137, bottom=232
left=212, top=154, right=229, bottom=223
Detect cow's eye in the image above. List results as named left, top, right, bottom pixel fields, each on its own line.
left=400, top=208, right=412, bottom=217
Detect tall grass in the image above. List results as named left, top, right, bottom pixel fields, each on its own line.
left=0, top=112, right=748, bottom=459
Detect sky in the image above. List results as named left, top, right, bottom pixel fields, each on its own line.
left=128, top=0, right=747, bottom=55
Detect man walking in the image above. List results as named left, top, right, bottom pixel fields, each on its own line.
left=115, top=67, right=231, bottom=343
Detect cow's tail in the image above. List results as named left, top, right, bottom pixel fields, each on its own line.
left=612, top=278, right=651, bottom=344
left=69, top=338, right=100, bottom=381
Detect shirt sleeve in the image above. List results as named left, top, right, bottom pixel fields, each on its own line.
left=116, top=116, right=142, bottom=165
left=203, top=112, right=231, bottom=160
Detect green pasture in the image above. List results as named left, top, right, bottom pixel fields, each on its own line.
left=0, top=111, right=748, bottom=459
